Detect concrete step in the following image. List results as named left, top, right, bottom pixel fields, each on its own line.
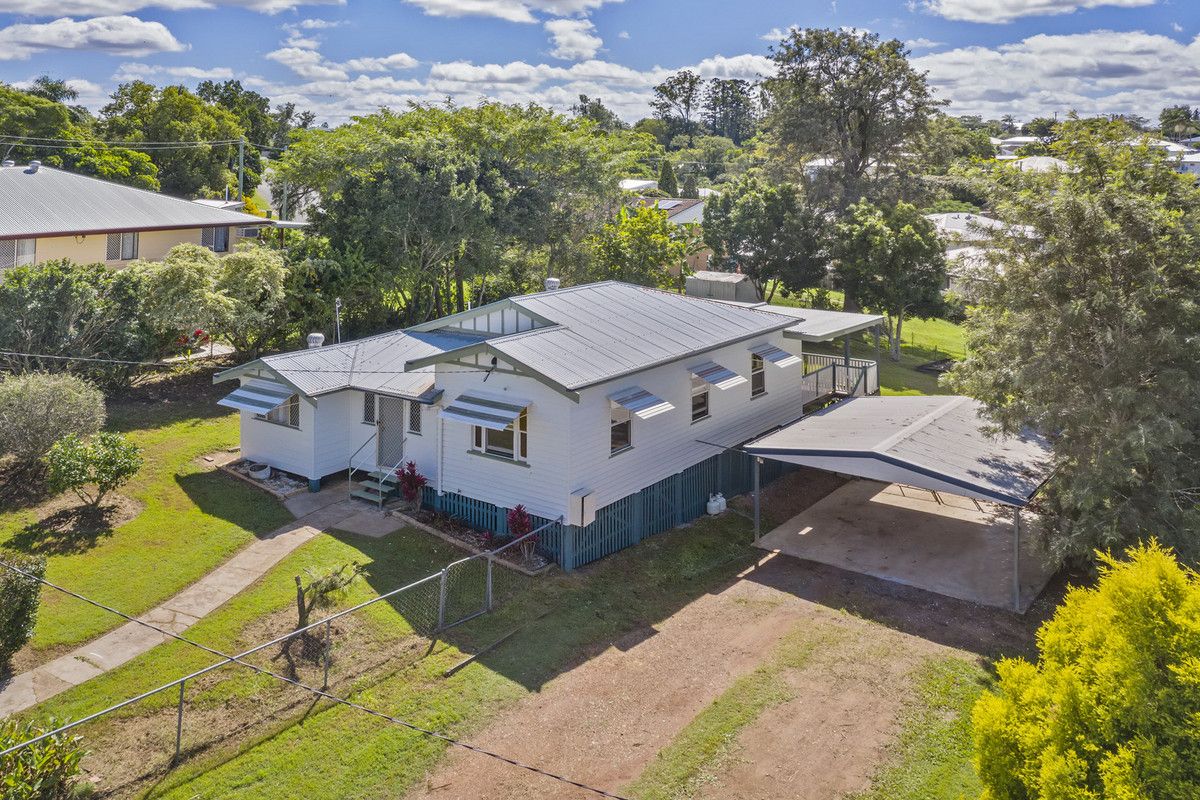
left=367, top=470, right=400, bottom=485
left=350, top=488, right=386, bottom=504
left=358, top=479, right=397, bottom=493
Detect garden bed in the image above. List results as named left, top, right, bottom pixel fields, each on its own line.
left=915, top=357, right=958, bottom=375
left=393, top=508, right=554, bottom=577
left=219, top=458, right=308, bottom=500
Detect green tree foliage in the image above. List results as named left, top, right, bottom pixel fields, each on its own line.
left=680, top=172, right=699, bottom=199
left=632, top=117, right=670, bottom=148
left=1159, top=105, right=1199, bottom=141
left=973, top=541, right=1200, bottom=800
left=1022, top=116, right=1058, bottom=138
left=45, top=432, right=142, bottom=507
left=702, top=78, right=759, bottom=145
left=216, top=244, right=289, bottom=356
left=657, top=158, right=679, bottom=196
left=571, top=94, right=626, bottom=133
left=832, top=200, right=945, bottom=360
left=671, top=135, right=739, bottom=182
left=135, top=243, right=229, bottom=343
left=101, top=81, right=243, bottom=196
left=294, top=562, right=363, bottom=629
left=196, top=79, right=278, bottom=195
left=0, top=373, right=105, bottom=468
left=915, top=113, right=998, bottom=174
left=948, top=119, right=1200, bottom=561
left=764, top=28, right=940, bottom=207
left=0, top=550, right=44, bottom=667
left=652, top=69, right=704, bottom=146
left=0, top=84, right=157, bottom=189
left=0, top=259, right=158, bottom=386
left=587, top=206, right=686, bottom=288
left=703, top=179, right=828, bottom=301
left=0, top=717, right=85, bottom=800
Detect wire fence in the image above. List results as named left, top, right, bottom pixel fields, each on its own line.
left=2, top=519, right=570, bottom=797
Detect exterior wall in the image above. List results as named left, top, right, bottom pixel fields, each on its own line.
left=30, top=227, right=217, bottom=267
left=565, top=331, right=806, bottom=510
left=238, top=393, right=317, bottom=478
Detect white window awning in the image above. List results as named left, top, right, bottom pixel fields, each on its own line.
left=218, top=379, right=294, bottom=414
left=609, top=386, right=675, bottom=419
left=440, top=392, right=529, bottom=431
left=750, top=342, right=801, bottom=368
left=689, top=360, right=747, bottom=390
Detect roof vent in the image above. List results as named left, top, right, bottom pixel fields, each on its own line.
left=1, top=160, right=13, bottom=168
left=544, top=277, right=561, bottom=292
left=307, top=332, right=325, bottom=348
left=25, top=160, right=40, bottom=174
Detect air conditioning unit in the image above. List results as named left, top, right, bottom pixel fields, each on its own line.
left=237, top=227, right=261, bottom=238
left=568, top=488, right=596, bottom=527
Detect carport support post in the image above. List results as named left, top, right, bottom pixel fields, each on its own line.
left=843, top=336, right=852, bottom=370
left=752, top=457, right=762, bottom=542
left=1012, top=507, right=1021, bottom=612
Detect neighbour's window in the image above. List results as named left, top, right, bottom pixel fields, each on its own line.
left=472, top=409, right=528, bottom=461
left=262, top=393, right=300, bottom=428
left=750, top=354, right=766, bottom=397
left=362, top=391, right=376, bottom=424
left=408, top=400, right=422, bottom=435
left=0, top=238, right=35, bottom=271
left=106, top=232, right=138, bottom=261
left=202, top=226, right=230, bottom=253
left=690, top=375, right=710, bottom=422
left=610, top=404, right=632, bottom=455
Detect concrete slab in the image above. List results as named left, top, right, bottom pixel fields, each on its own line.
left=337, top=509, right=407, bottom=538
left=755, top=480, right=1057, bottom=612
left=283, top=481, right=352, bottom=517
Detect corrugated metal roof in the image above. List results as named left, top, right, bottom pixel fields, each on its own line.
left=493, top=282, right=795, bottom=390
left=744, top=396, right=1051, bottom=506
left=713, top=301, right=883, bottom=342
left=0, top=164, right=270, bottom=239
left=689, top=270, right=749, bottom=284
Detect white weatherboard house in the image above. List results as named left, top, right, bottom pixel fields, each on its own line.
left=216, top=281, right=882, bottom=569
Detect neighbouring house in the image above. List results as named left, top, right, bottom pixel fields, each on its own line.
left=997, top=135, right=1040, bottom=155
left=685, top=270, right=759, bottom=303
left=1179, top=153, right=1200, bottom=178
left=924, top=212, right=1031, bottom=299
left=633, top=196, right=705, bottom=225
left=618, top=178, right=658, bottom=192
left=216, top=281, right=882, bottom=570
left=1009, top=155, right=1071, bottom=173
left=0, top=161, right=273, bottom=274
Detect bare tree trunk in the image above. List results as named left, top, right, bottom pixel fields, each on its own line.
left=891, top=314, right=903, bottom=362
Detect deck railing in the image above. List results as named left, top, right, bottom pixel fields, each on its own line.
left=803, top=353, right=878, bottom=397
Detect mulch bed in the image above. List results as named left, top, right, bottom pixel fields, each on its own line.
left=402, top=509, right=553, bottom=574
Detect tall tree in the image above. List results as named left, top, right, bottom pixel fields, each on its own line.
left=702, top=78, right=759, bottom=145
left=1159, top=105, right=1199, bottom=141
left=571, top=94, right=626, bottom=133
left=832, top=200, right=945, bottom=361
left=763, top=28, right=940, bottom=209
left=1022, top=116, right=1057, bottom=138
left=587, top=206, right=686, bottom=289
left=948, top=119, right=1200, bottom=562
left=657, top=158, right=679, bottom=196
left=651, top=70, right=703, bottom=147
left=703, top=179, right=829, bottom=302
left=197, top=79, right=279, bottom=195
left=25, top=75, right=76, bottom=104
left=680, top=172, right=699, bottom=199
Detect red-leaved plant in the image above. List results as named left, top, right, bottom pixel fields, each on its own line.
left=506, top=504, right=536, bottom=559
left=396, top=461, right=427, bottom=503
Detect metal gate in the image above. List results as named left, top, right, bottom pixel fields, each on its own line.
left=376, top=396, right=406, bottom=469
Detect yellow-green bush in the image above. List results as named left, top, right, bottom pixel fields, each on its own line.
left=973, top=541, right=1200, bottom=799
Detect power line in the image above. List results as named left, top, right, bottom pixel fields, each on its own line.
left=0, top=134, right=242, bottom=147
left=0, top=559, right=629, bottom=799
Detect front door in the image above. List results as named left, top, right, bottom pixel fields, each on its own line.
left=376, top=396, right=406, bottom=470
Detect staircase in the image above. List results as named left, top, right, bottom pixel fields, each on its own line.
left=349, top=469, right=399, bottom=507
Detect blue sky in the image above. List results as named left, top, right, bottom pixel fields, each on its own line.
left=1, top=0, right=1197, bottom=124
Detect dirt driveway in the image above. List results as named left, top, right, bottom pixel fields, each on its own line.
left=407, top=548, right=1042, bottom=800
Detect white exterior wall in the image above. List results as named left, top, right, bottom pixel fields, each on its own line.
left=566, top=332, right=806, bottom=509
left=238, top=393, right=317, bottom=478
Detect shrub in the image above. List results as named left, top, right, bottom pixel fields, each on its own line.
left=45, top=432, right=143, bottom=507
left=972, top=541, right=1200, bottom=799
left=0, top=717, right=86, bottom=800
left=396, top=461, right=427, bottom=503
left=0, top=550, right=45, bottom=668
left=507, top=504, right=533, bottom=538
left=0, top=373, right=105, bottom=468
left=217, top=245, right=288, bottom=357
left=136, top=243, right=228, bottom=345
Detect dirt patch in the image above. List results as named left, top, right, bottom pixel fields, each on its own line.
left=3, top=493, right=144, bottom=557
left=730, top=467, right=849, bottom=528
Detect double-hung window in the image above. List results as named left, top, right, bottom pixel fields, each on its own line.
left=261, top=393, right=300, bottom=428
left=610, top=404, right=632, bottom=455
left=750, top=354, right=766, bottom=397
left=0, top=238, right=35, bottom=271
left=472, top=409, right=527, bottom=461
left=106, top=231, right=138, bottom=261
left=362, top=391, right=376, bottom=424
left=690, top=375, right=710, bottom=422
left=408, top=400, right=422, bottom=435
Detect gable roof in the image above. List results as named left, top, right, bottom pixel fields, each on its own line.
left=0, top=164, right=271, bottom=240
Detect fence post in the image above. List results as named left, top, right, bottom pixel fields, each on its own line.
left=437, top=567, right=449, bottom=630
left=562, top=525, right=577, bottom=571
left=485, top=554, right=494, bottom=611
left=174, top=679, right=186, bottom=763
left=322, top=619, right=332, bottom=690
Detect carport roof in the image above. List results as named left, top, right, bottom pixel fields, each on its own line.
left=743, top=396, right=1052, bottom=507
left=710, top=300, right=883, bottom=342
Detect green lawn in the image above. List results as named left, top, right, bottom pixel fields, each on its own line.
left=0, top=383, right=293, bottom=657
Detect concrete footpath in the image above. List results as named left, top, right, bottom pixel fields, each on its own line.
left=0, top=488, right=403, bottom=717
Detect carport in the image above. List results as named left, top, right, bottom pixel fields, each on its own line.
left=743, top=395, right=1053, bottom=612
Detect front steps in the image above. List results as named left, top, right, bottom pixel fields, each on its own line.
left=350, top=469, right=399, bottom=505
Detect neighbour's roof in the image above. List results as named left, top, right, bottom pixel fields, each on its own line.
left=688, top=270, right=749, bottom=284
left=709, top=300, right=883, bottom=343
left=744, top=395, right=1052, bottom=506
left=633, top=196, right=704, bottom=220
left=924, top=212, right=1028, bottom=240
left=0, top=163, right=270, bottom=240
left=618, top=178, right=658, bottom=191
left=1009, top=156, right=1071, bottom=173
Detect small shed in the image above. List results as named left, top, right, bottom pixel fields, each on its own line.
left=685, top=270, right=759, bottom=303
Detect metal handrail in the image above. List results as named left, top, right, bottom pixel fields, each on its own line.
left=346, top=430, right=379, bottom=499
left=376, top=444, right=408, bottom=509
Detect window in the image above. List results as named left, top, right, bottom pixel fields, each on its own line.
left=362, top=391, right=376, bottom=424
left=106, top=232, right=138, bottom=261
left=610, top=404, right=632, bottom=455
left=751, top=354, right=766, bottom=397
left=260, top=393, right=300, bottom=428
left=202, top=226, right=230, bottom=253
left=408, top=400, right=422, bottom=435
left=691, top=375, right=710, bottom=422
left=472, top=409, right=528, bottom=461
left=0, top=238, right=35, bottom=271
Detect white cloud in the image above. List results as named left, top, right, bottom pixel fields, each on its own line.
left=1172, top=22, right=1183, bottom=33
left=297, top=17, right=340, bottom=28
left=905, top=37, right=944, bottom=49
left=114, top=61, right=235, bottom=80
left=617, top=30, right=629, bottom=39
left=760, top=25, right=796, bottom=43
left=0, top=0, right=344, bottom=16
left=266, top=46, right=348, bottom=79
left=342, top=52, right=419, bottom=71
left=915, top=29, right=1200, bottom=119
left=0, top=15, right=185, bottom=60
left=400, top=0, right=620, bottom=24
left=544, top=18, right=601, bottom=60
left=922, top=0, right=1156, bottom=24
left=692, top=53, right=774, bottom=80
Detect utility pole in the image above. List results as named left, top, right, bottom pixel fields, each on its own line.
left=237, top=138, right=245, bottom=201
left=334, top=298, right=343, bottom=344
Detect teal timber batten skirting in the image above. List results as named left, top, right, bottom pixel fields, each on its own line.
left=422, top=450, right=793, bottom=571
